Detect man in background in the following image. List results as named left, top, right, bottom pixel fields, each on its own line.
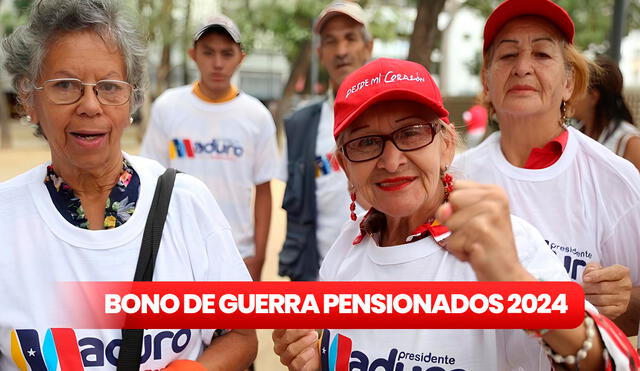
left=279, top=1, right=373, bottom=281
left=141, top=15, right=279, bottom=281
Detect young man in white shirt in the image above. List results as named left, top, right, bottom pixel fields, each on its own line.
left=141, top=15, right=279, bottom=281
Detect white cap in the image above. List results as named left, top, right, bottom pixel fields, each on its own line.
left=194, top=14, right=241, bottom=44
left=313, top=1, right=367, bottom=34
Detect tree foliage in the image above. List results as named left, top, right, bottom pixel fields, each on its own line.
left=224, top=0, right=326, bottom=62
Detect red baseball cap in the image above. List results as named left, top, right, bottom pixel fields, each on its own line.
left=334, top=58, right=449, bottom=139
left=483, top=0, right=574, bottom=52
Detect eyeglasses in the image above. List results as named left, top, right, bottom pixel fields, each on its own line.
left=33, top=78, right=135, bottom=106
left=341, top=123, right=439, bottom=162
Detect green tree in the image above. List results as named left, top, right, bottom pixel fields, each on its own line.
left=224, top=0, right=326, bottom=132
left=0, top=0, right=33, bottom=148
left=407, top=0, right=447, bottom=69
left=225, top=0, right=407, bottom=132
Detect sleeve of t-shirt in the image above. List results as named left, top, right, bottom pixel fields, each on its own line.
left=511, top=215, right=571, bottom=282
left=177, top=173, right=251, bottom=344
left=252, top=112, right=280, bottom=185
left=601, top=202, right=640, bottom=285
left=139, top=101, right=171, bottom=167
left=318, top=220, right=356, bottom=282
left=276, top=139, right=288, bottom=183
left=199, top=226, right=251, bottom=344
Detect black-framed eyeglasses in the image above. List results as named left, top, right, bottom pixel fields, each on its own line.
left=33, top=78, right=135, bottom=106
left=341, top=123, right=439, bottom=162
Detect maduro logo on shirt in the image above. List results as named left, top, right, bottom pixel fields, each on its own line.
left=169, top=138, right=244, bottom=160
left=320, top=330, right=465, bottom=371
left=545, top=240, right=592, bottom=281
left=315, top=152, right=342, bottom=178
left=10, top=328, right=191, bottom=370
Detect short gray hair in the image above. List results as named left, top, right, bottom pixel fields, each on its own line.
left=2, top=0, right=146, bottom=114
left=360, top=26, right=372, bottom=44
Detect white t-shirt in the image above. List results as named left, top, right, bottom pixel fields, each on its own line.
left=0, top=154, right=251, bottom=370
left=140, top=86, right=279, bottom=258
left=319, top=215, right=569, bottom=370
left=313, top=101, right=355, bottom=259
left=452, top=127, right=640, bottom=285
left=279, top=100, right=360, bottom=260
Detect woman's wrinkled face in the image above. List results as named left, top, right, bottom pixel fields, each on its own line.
left=337, top=101, right=454, bottom=219
left=484, top=16, right=574, bottom=120
left=27, top=30, right=130, bottom=171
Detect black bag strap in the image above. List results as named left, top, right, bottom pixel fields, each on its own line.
left=117, top=168, right=177, bottom=371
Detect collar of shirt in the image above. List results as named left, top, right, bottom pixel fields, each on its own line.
left=523, top=129, right=569, bottom=169
left=192, top=81, right=239, bottom=103
left=43, top=159, right=140, bottom=229
left=351, top=209, right=450, bottom=245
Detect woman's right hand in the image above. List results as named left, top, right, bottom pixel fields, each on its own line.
left=272, top=329, right=321, bottom=371
left=436, top=180, right=533, bottom=282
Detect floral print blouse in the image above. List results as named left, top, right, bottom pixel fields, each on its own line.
left=44, top=160, right=140, bottom=229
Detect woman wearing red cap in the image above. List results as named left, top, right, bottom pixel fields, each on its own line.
left=272, top=58, right=638, bottom=371
left=453, top=0, right=640, bottom=338
left=573, top=56, right=640, bottom=170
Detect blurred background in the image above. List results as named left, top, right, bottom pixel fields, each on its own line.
left=1, top=0, right=639, bottom=146
left=0, top=0, right=638, bottom=369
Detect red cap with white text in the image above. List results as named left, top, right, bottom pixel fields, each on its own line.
left=483, top=0, right=574, bottom=52
left=333, top=58, right=449, bottom=139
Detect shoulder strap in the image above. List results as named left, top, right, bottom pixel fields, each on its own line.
left=117, top=168, right=177, bottom=371
left=134, top=167, right=177, bottom=281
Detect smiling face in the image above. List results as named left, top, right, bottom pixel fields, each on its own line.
left=318, top=15, right=373, bottom=89
left=26, top=30, right=130, bottom=172
left=483, top=16, right=574, bottom=122
left=336, top=101, right=455, bottom=220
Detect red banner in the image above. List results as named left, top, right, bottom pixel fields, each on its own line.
left=56, top=281, right=584, bottom=329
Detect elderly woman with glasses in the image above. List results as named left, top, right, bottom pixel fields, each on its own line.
left=452, top=0, right=640, bottom=336
left=272, top=58, right=638, bottom=371
left=0, top=0, right=256, bottom=369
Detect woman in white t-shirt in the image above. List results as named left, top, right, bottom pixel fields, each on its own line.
left=0, top=1, right=256, bottom=370
left=272, top=58, right=638, bottom=371
left=452, top=0, right=640, bottom=337
left=572, top=55, right=640, bottom=170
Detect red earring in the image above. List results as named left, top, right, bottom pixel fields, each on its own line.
left=350, top=192, right=357, bottom=221
left=441, top=169, right=454, bottom=201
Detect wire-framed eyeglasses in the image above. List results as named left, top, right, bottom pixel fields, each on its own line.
left=341, top=123, right=439, bottom=162
left=33, top=78, right=135, bottom=106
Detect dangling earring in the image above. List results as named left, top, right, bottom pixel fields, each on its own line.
left=560, top=101, right=568, bottom=128
left=350, top=192, right=357, bottom=221
left=440, top=167, right=454, bottom=201
left=22, top=115, right=37, bottom=129
left=129, top=117, right=134, bottom=124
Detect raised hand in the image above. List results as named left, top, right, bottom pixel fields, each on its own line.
left=436, top=180, right=533, bottom=282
